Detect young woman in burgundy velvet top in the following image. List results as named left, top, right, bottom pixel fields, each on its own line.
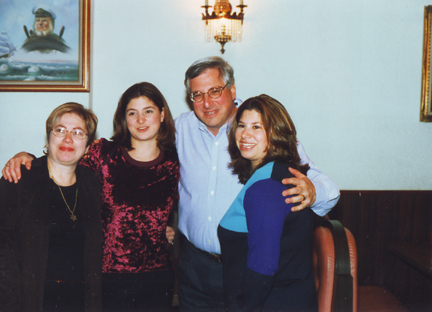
left=2, top=82, right=180, bottom=312
left=81, top=82, right=180, bottom=312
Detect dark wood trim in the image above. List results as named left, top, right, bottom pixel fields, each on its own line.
left=328, top=190, right=432, bottom=309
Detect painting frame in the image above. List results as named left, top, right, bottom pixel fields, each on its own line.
left=420, top=5, right=432, bottom=121
left=0, top=0, right=90, bottom=92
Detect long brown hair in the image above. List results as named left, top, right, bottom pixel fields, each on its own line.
left=111, top=82, right=176, bottom=151
left=228, top=94, right=309, bottom=184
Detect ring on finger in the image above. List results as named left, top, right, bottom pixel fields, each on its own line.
left=300, top=194, right=305, bottom=201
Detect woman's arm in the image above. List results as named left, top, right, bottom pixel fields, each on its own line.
left=1, top=139, right=105, bottom=183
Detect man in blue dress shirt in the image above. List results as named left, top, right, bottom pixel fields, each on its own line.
left=175, top=56, right=340, bottom=311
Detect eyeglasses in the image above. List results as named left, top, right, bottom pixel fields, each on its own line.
left=189, top=84, right=228, bottom=103
left=52, top=127, right=87, bottom=140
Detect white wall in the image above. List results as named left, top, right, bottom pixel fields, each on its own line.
left=1, top=0, right=431, bottom=190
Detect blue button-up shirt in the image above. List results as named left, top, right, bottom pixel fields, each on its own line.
left=175, top=111, right=340, bottom=254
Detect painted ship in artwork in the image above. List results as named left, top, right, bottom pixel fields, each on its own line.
left=0, top=29, right=78, bottom=82
left=0, top=4, right=80, bottom=83
left=0, top=31, right=17, bottom=59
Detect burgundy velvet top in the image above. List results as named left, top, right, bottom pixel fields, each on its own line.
left=80, top=138, right=180, bottom=273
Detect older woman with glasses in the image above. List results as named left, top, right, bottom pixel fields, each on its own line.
left=2, top=83, right=180, bottom=312
left=0, top=103, right=102, bottom=312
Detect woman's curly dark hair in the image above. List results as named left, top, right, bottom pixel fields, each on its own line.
left=228, top=94, right=309, bottom=184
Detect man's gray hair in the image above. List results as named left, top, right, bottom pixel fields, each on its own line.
left=184, top=56, right=235, bottom=93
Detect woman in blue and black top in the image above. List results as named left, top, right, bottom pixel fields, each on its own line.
left=218, top=94, right=318, bottom=312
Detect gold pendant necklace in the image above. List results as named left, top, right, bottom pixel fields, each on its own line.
left=58, top=185, right=78, bottom=221
left=48, top=164, right=78, bottom=221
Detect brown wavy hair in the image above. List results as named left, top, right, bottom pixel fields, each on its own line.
left=228, top=94, right=309, bottom=184
left=111, top=82, right=176, bottom=151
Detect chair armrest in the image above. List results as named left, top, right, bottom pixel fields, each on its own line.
left=325, top=220, right=354, bottom=312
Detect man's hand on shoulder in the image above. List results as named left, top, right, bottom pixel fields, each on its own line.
left=281, top=167, right=316, bottom=212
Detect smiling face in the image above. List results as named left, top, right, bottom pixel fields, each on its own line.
left=189, top=68, right=237, bottom=136
left=126, top=96, right=165, bottom=147
left=33, top=17, right=54, bottom=36
left=47, top=113, right=89, bottom=167
left=235, top=109, right=268, bottom=169
left=35, top=17, right=50, bottom=30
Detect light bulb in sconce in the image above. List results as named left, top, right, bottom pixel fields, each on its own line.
left=201, top=1, right=247, bottom=54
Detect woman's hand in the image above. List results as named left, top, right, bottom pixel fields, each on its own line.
left=2, top=152, right=34, bottom=183
left=281, top=167, right=316, bottom=211
left=166, top=226, right=175, bottom=245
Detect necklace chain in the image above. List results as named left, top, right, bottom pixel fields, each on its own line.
left=58, top=185, right=78, bottom=221
left=47, top=164, right=78, bottom=221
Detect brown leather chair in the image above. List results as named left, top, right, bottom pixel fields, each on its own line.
left=312, top=220, right=358, bottom=312
left=312, top=219, right=408, bottom=312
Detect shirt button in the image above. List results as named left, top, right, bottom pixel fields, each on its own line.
left=207, top=240, right=211, bottom=244
left=213, top=166, right=216, bottom=170
left=208, top=217, right=212, bottom=221
left=215, top=142, right=219, bottom=146
left=210, top=191, right=214, bottom=195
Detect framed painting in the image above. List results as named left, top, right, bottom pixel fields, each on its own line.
left=420, top=5, right=432, bottom=121
left=0, top=0, right=90, bottom=92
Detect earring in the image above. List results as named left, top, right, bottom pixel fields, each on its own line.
left=43, top=145, right=49, bottom=155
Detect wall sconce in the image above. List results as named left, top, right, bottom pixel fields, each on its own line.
left=202, top=0, right=246, bottom=54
